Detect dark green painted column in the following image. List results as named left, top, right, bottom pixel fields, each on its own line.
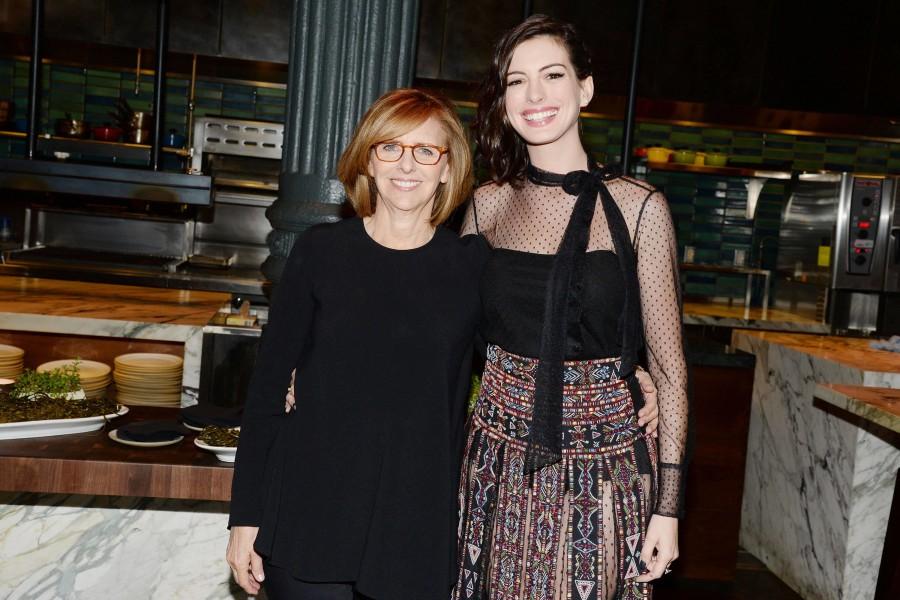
left=264, top=0, right=420, bottom=282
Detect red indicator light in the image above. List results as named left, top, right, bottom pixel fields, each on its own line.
left=859, top=221, right=871, bottom=229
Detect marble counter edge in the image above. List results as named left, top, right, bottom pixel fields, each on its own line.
left=0, top=312, right=200, bottom=342
left=813, top=384, right=900, bottom=435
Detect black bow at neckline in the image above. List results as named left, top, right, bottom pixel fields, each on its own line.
left=521, top=158, right=643, bottom=474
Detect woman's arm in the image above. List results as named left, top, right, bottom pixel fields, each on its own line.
left=229, top=232, right=318, bottom=526
left=632, top=191, right=689, bottom=580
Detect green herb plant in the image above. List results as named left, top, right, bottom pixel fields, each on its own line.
left=11, top=361, right=82, bottom=400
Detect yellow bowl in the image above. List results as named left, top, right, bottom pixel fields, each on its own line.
left=647, top=147, right=672, bottom=163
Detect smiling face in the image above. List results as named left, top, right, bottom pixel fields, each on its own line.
left=367, top=116, right=450, bottom=219
left=503, top=35, right=593, bottom=149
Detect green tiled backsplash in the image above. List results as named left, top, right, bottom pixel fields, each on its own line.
left=0, top=58, right=286, bottom=155
left=2, top=61, right=899, bottom=303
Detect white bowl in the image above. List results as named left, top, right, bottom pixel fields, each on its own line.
left=194, top=438, right=237, bottom=463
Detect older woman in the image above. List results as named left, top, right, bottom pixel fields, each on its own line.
left=454, top=15, right=688, bottom=600
left=226, top=88, right=485, bottom=600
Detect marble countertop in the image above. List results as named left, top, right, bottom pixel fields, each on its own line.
left=814, top=383, right=900, bottom=434
left=0, top=276, right=229, bottom=326
left=683, top=302, right=830, bottom=333
left=733, top=329, right=900, bottom=374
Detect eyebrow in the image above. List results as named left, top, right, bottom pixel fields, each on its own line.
left=506, top=63, right=568, bottom=77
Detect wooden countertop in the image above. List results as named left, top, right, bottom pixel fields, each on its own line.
left=815, top=384, right=900, bottom=435
left=682, top=301, right=830, bottom=334
left=0, top=407, right=233, bottom=501
left=0, top=276, right=229, bottom=327
left=732, top=329, right=900, bottom=374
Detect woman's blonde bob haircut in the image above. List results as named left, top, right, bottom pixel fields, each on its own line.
left=337, top=88, right=473, bottom=227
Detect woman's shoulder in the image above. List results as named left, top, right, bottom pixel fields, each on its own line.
left=473, top=179, right=515, bottom=203
left=607, top=175, right=659, bottom=204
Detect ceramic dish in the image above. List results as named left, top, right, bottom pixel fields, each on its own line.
left=0, top=406, right=128, bottom=440
left=108, top=428, right=183, bottom=448
left=194, top=438, right=237, bottom=463
left=182, top=421, right=204, bottom=432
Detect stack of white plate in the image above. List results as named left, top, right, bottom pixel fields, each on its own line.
left=37, top=359, right=112, bottom=399
left=0, top=345, right=25, bottom=379
left=113, top=353, right=183, bottom=407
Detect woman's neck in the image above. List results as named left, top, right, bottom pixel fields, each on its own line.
left=526, top=127, right=589, bottom=174
left=364, top=208, right=435, bottom=250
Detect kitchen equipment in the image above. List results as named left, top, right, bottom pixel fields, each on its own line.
left=647, top=147, right=672, bottom=163
left=92, top=125, right=123, bottom=142
left=674, top=149, right=697, bottom=164
left=774, top=172, right=900, bottom=334
left=55, top=117, right=88, bottom=138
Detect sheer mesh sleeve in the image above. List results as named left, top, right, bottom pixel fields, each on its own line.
left=634, top=191, right=689, bottom=518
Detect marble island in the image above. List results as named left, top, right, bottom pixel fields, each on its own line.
left=815, top=384, right=900, bottom=435
left=733, top=329, right=900, bottom=600
left=0, top=275, right=230, bottom=405
left=0, top=277, right=241, bottom=599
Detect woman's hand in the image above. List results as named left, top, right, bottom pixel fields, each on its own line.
left=226, top=526, right=265, bottom=595
left=285, top=368, right=296, bottom=412
left=635, top=514, right=679, bottom=582
left=635, top=367, right=659, bottom=438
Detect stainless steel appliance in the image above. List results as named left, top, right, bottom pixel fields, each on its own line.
left=775, top=172, right=900, bottom=335
left=0, top=117, right=284, bottom=296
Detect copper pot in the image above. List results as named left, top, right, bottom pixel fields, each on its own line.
left=129, top=128, right=152, bottom=144
left=55, top=117, right=89, bottom=138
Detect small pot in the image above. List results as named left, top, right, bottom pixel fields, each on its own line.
left=129, top=128, right=152, bottom=144
left=56, top=118, right=88, bottom=138
left=92, top=125, right=123, bottom=142
left=647, top=147, right=673, bottom=163
left=673, top=149, right=696, bottom=165
left=129, top=111, right=152, bottom=130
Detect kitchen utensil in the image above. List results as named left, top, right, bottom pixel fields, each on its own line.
left=129, top=128, right=152, bottom=144
left=647, top=147, right=673, bottom=163
left=674, top=149, right=696, bottom=164
left=55, top=115, right=88, bottom=138
left=0, top=99, right=12, bottom=127
left=92, top=125, right=123, bottom=142
left=163, top=129, right=185, bottom=148
left=706, top=152, right=728, bottom=167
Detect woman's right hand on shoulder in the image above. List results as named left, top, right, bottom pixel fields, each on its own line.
left=285, top=368, right=297, bottom=412
left=226, top=526, right=265, bottom=595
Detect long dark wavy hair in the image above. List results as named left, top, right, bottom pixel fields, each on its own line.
left=474, top=15, right=593, bottom=185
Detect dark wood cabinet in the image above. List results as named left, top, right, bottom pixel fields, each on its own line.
left=220, top=0, right=291, bottom=63
left=416, top=0, right=899, bottom=118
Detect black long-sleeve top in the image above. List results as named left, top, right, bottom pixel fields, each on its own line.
left=229, top=217, right=488, bottom=599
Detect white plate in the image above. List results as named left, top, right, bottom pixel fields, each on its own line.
left=182, top=422, right=204, bottom=432
left=0, top=406, right=129, bottom=440
left=108, top=428, right=184, bottom=448
left=194, top=438, right=237, bottom=463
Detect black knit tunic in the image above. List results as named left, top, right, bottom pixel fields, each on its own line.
left=229, top=217, right=488, bottom=599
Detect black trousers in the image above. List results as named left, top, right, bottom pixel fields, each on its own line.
left=263, top=561, right=361, bottom=600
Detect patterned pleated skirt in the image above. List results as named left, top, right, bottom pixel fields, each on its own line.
left=453, top=345, right=658, bottom=600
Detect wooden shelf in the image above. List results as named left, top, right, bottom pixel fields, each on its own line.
left=646, top=160, right=795, bottom=180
